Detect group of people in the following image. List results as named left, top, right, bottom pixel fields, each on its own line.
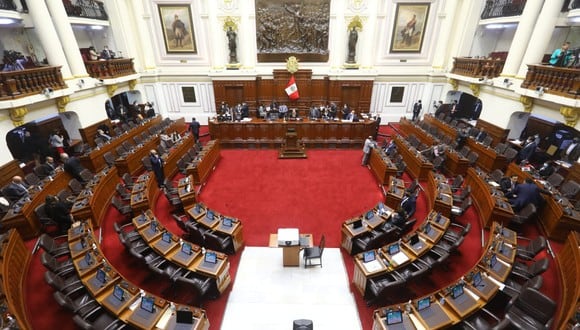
left=87, top=45, right=117, bottom=61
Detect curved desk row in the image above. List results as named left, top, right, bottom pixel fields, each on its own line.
left=464, top=167, right=514, bottom=229
left=505, top=162, right=580, bottom=242
left=369, top=149, right=398, bottom=185
left=341, top=203, right=396, bottom=255
left=132, top=211, right=232, bottom=295
left=71, top=166, right=118, bottom=227
left=68, top=223, right=210, bottom=329
left=186, top=203, right=245, bottom=254
left=352, top=210, right=451, bottom=297
left=186, top=140, right=221, bottom=186
left=371, top=222, right=517, bottom=330
left=393, top=135, right=433, bottom=180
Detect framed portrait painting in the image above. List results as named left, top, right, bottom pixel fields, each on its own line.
left=390, top=3, right=430, bottom=53
left=158, top=4, right=197, bottom=54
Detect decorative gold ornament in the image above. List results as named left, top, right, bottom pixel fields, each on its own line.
left=469, top=83, right=481, bottom=97
left=128, top=79, right=137, bottom=90
left=107, top=84, right=118, bottom=98
left=348, top=16, right=363, bottom=31
left=519, top=95, right=533, bottom=113
left=448, top=78, right=458, bottom=91
left=9, top=107, right=28, bottom=127
left=560, top=106, right=578, bottom=127
left=286, top=56, right=299, bottom=74
left=223, top=16, right=238, bottom=31
left=56, top=96, right=70, bottom=113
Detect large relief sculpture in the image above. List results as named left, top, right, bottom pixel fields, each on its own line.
left=255, top=0, right=330, bottom=62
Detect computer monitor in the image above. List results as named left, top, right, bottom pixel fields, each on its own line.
left=206, top=210, right=214, bottom=220
left=176, top=310, right=194, bottom=325
left=96, top=268, right=107, bottom=284
left=162, top=232, right=172, bottom=243
left=204, top=251, right=217, bottom=264
left=489, top=254, right=498, bottom=268
left=386, top=310, right=403, bottom=325
left=497, top=241, right=505, bottom=253
left=363, top=250, right=376, bottom=263
left=451, top=284, right=464, bottom=299
left=222, top=217, right=233, bottom=227
left=194, top=204, right=201, bottom=213
left=80, top=237, right=87, bottom=248
left=409, top=233, right=420, bottom=246
left=472, top=272, right=482, bottom=287
left=417, top=297, right=430, bottom=311
left=140, top=296, right=155, bottom=313
left=377, top=202, right=386, bottom=214
left=352, top=219, right=363, bottom=229
left=388, top=243, right=400, bottom=255
left=365, top=210, right=374, bottom=220
left=113, top=285, right=124, bottom=301
left=435, top=212, right=442, bottom=223
left=181, top=242, right=192, bottom=255
left=84, top=252, right=92, bottom=265
left=150, top=220, right=158, bottom=233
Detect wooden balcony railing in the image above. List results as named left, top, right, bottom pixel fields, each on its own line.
left=0, top=0, right=17, bottom=11
left=481, top=0, right=526, bottom=19
left=63, top=0, right=108, bottom=20
left=0, top=66, right=66, bottom=101
left=451, top=57, right=506, bottom=79
left=521, top=65, right=580, bottom=99
left=84, top=58, right=136, bottom=80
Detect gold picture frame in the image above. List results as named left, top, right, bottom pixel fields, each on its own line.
left=390, top=3, right=430, bottom=53
left=158, top=4, right=197, bottom=54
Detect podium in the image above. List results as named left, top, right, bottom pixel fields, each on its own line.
left=269, top=229, right=313, bottom=267
left=279, top=127, right=307, bottom=159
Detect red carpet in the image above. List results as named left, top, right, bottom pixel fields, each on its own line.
left=22, top=123, right=562, bottom=330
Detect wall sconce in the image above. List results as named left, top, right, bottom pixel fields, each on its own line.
left=536, top=86, right=545, bottom=96
left=41, top=88, right=53, bottom=97
left=503, top=78, right=513, bottom=87
left=76, top=79, right=84, bottom=88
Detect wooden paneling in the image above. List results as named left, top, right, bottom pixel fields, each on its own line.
left=0, top=160, right=24, bottom=188
left=213, top=70, right=373, bottom=114
left=475, top=119, right=509, bottom=145
left=555, top=231, right=580, bottom=329
left=1, top=230, right=32, bottom=330
left=79, top=118, right=113, bottom=148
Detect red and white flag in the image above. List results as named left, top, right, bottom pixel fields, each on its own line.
left=285, top=75, right=299, bottom=100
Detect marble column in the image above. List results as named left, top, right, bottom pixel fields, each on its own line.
left=500, top=0, right=544, bottom=77
left=516, top=0, right=566, bottom=78
left=45, top=0, right=88, bottom=78
left=431, top=0, right=459, bottom=71
left=26, top=0, right=72, bottom=78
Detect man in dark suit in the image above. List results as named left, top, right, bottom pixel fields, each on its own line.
left=189, top=117, right=201, bottom=141
left=509, top=178, right=543, bottom=212
left=149, top=149, right=165, bottom=188
left=61, top=153, right=87, bottom=183
left=475, top=129, right=487, bottom=143
left=562, top=137, right=580, bottom=163
left=517, top=136, right=538, bottom=164
left=4, top=176, right=29, bottom=203
left=37, top=156, right=58, bottom=179
left=412, top=100, right=422, bottom=121
left=401, top=190, right=418, bottom=218
left=44, top=195, right=73, bottom=233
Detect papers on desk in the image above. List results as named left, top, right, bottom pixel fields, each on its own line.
left=486, top=274, right=505, bottom=290
left=408, top=313, right=427, bottom=330
left=156, top=306, right=173, bottom=329
left=464, top=287, right=481, bottom=301
left=241, top=118, right=252, bottom=122
left=555, top=160, right=572, bottom=168
left=129, top=296, right=141, bottom=311
left=391, top=252, right=409, bottom=266
left=488, top=181, right=500, bottom=187
left=363, top=259, right=383, bottom=273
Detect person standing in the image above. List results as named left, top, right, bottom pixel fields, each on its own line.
left=189, top=117, right=201, bottom=142
left=362, top=136, right=377, bottom=166
left=562, top=137, right=580, bottom=163
left=172, top=15, right=187, bottom=48
left=549, top=42, right=572, bottom=67
left=149, top=149, right=165, bottom=188
left=61, top=153, right=88, bottom=183
left=49, top=129, right=65, bottom=157
left=412, top=100, right=422, bottom=121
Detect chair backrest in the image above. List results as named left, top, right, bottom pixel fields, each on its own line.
left=25, top=173, right=41, bottom=186
left=467, top=151, right=479, bottom=164
left=451, top=175, right=464, bottom=189
left=122, top=173, right=134, bottom=186
left=103, top=152, right=116, bottom=167
left=482, top=135, right=493, bottom=147
left=561, top=180, right=580, bottom=199
left=546, top=173, right=564, bottom=188
left=503, top=147, right=518, bottom=162
left=115, top=183, right=129, bottom=197
left=460, top=185, right=471, bottom=199
left=518, top=203, right=537, bottom=218
left=462, top=197, right=472, bottom=211
left=141, top=156, right=153, bottom=171
left=529, top=258, right=549, bottom=276
left=495, top=143, right=507, bottom=154
left=511, top=288, right=556, bottom=325
left=318, top=235, right=325, bottom=253
left=68, top=179, right=83, bottom=194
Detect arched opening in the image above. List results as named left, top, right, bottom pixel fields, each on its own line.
left=106, top=91, right=155, bottom=122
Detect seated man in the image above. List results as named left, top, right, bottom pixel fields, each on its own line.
left=401, top=190, right=418, bottom=218
left=500, top=175, right=519, bottom=198
left=388, top=207, right=408, bottom=229
left=44, top=195, right=73, bottom=233
left=96, top=129, right=112, bottom=142
left=37, top=156, right=58, bottom=178
left=4, top=176, right=29, bottom=203
left=61, top=153, right=88, bottom=183
left=278, top=103, right=288, bottom=119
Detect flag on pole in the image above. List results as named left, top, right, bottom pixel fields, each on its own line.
left=285, top=75, right=299, bottom=100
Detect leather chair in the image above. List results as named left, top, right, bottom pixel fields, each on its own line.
left=293, top=319, right=314, bottom=330
left=204, top=231, right=234, bottom=255
left=460, top=145, right=471, bottom=158
left=432, top=156, right=445, bottom=172
left=40, top=252, right=76, bottom=278
left=560, top=180, right=580, bottom=200
left=396, top=161, right=407, bottom=177
left=164, top=178, right=179, bottom=194
left=405, top=179, right=419, bottom=195
left=449, top=175, right=464, bottom=191
left=78, top=169, right=94, bottom=183
left=420, top=248, right=450, bottom=269
left=174, top=272, right=216, bottom=306
left=111, top=196, right=133, bottom=219
left=494, top=143, right=508, bottom=154
left=172, top=213, right=191, bottom=234
left=503, top=288, right=556, bottom=329
left=482, top=135, right=493, bottom=147
left=451, top=197, right=472, bottom=218
left=121, top=173, right=135, bottom=190
left=515, top=236, right=546, bottom=261
left=510, top=257, right=549, bottom=281
left=396, top=260, right=429, bottom=282
left=35, top=203, right=60, bottom=234
left=25, top=172, right=42, bottom=186
left=503, top=147, right=518, bottom=163
left=467, top=151, right=479, bottom=167
left=489, top=169, right=504, bottom=183
left=462, top=307, right=509, bottom=330
left=68, top=178, right=84, bottom=195
left=508, top=203, right=537, bottom=231
left=115, top=145, right=128, bottom=158
left=113, top=221, right=141, bottom=243
left=453, top=185, right=471, bottom=205
left=103, top=151, right=116, bottom=168
left=44, top=270, right=84, bottom=297
left=365, top=273, right=405, bottom=306
left=503, top=275, right=543, bottom=299
left=395, top=218, right=417, bottom=237
left=38, top=234, right=70, bottom=258
left=443, top=222, right=471, bottom=242
left=545, top=172, right=564, bottom=189
left=185, top=222, right=207, bottom=246
left=163, top=188, right=183, bottom=211
left=53, top=291, right=99, bottom=320
left=72, top=310, right=128, bottom=330
left=353, top=230, right=392, bottom=254
left=303, top=235, right=325, bottom=268
left=115, top=183, right=131, bottom=201
left=141, top=156, right=153, bottom=171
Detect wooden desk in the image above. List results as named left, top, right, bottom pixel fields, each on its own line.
left=444, top=149, right=469, bottom=177
left=393, top=135, right=433, bottom=180
left=70, top=167, right=118, bottom=227
left=506, top=162, right=580, bottom=241
left=187, top=140, right=221, bottom=185
left=268, top=233, right=313, bottom=267
left=340, top=205, right=393, bottom=255
left=369, top=148, right=398, bottom=185
left=114, top=135, right=160, bottom=176
left=465, top=168, right=513, bottom=229
left=385, top=185, right=405, bottom=210
left=466, top=138, right=506, bottom=172
left=1, top=170, right=72, bottom=239
left=555, top=232, right=580, bottom=328
left=177, top=175, right=197, bottom=210
left=130, top=173, right=158, bottom=214
left=163, top=133, right=194, bottom=179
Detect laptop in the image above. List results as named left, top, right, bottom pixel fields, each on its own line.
left=113, top=284, right=125, bottom=301
left=140, top=296, right=155, bottom=313
left=181, top=242, right=192, bottom=255
left=388, top=243, right=400, bottom=255
left=175, top=310, right=195, bottom=329
left=204, top=251, right=217, bottom=264
left=417, top=297, right=430, bottom=311
left=222, top=217, right=233, bottom=227
left=423, top=222, right=432, bottom=235
left=472, top=272, right=483, bottom=287
left=385, top=310, right=403, bottom=325
left=365, top=210, right=374, bottom=220
left=161, top=232, right=172, bottom=243
left=352, top=219, right=363, bottom=229
left=451, top=284, right=464, bottom=299
left=363, top=250, right=376, bottom=263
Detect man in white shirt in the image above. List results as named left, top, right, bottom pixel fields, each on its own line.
left=362, top=136, right=377, bottom=166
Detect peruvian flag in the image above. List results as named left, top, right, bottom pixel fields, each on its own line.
left=285, top=75, right=300, bottom=100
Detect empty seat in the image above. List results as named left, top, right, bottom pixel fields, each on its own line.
left=25, top=173, right=41, bottom=186
left=503, top=288, right=556, bottom=329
